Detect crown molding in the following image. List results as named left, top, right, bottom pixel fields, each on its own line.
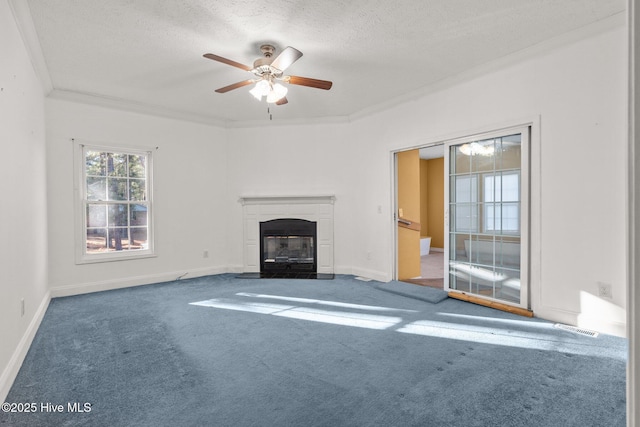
left=49, top=88, right=353, bottom=129
left=349, top=11, right=626, bottom=122
left=48, top=89, right=229, bottom=128
left=8, top=0, right=53, bottom=94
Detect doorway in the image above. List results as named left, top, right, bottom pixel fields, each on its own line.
left=395, top=145, right=445, bottom=289
left=395, top=126, right=530, bottom=310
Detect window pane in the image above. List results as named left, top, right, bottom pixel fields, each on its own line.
left=494, top=267, right=521, bottom=304
left=452, top=203, right=478, bottom=232
left=108, top=178, right=128, bottom=200
left=495, top=238, right=521, bottom=268
left=86, top=228, right=107, bottom=253
left=87, top=204, right=107, bottom=227
left=498, top=134, right=522, bottom=170
left=130, top=204, right=147, bottom=226
left=501, top=203, right=520, bottom=232
left=452, top=145, right=471, bottom=174
left=470, top=139, right=496, bottom=173
left=107, top=153, right=128, bottom=177
left=129, top=154, right=146, bottom=178
left=129, top=179, right=146, bottom=201
left=130, top=228, right=148, bottom=250
left=108, top=204, right=128, bottom=227
left=501, top=173, right=519, bottom=201
left=108, top=228, right=129, bottom=251
left=85, top=151, right=105, bottom=176
left=87, top=177, right=106, bottom=201
left=454, top=175, right=477, bottom=202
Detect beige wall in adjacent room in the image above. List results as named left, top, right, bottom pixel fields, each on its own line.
left=397, top=149, right=421, bottom=279
left=420, top=158, right=445, bottom=249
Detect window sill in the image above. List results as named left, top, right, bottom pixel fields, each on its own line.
left=75, top=251, right=157, bottom=265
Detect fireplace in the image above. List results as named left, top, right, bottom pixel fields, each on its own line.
left=238, top=195, right=335, bottom=279
left=260, top=219, right=317, bottom=277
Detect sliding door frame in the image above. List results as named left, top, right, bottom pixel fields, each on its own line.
left=444, top=125, right=531, bottom=309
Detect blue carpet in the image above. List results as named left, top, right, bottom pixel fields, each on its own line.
left=0, top=274, right=627, bottom=427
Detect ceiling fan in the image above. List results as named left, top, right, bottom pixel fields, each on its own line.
left=203, top=44, right=332, bottom=105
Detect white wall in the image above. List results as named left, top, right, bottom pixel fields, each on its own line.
left=0, top=0, right=49, bottom=400
left=225, top=122, right=358, bottom=274
left=45, top=99, right=229, bottom=295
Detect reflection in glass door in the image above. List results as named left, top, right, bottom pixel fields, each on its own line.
left=445, top=129, right=529, bottom=308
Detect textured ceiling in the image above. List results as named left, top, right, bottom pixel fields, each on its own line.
left=24, top=0, right=625, bottom=125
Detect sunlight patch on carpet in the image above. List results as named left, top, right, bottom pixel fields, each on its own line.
left=190, top=298, right=403, bottom=330
left=397, top=320, right=617, bottom=357
left=235, top=292, right=418, bottom=312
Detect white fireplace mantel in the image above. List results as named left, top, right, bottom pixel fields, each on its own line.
left=239, top=195, right=335, bottom=274
left=239, top=195, right=336, bottom=205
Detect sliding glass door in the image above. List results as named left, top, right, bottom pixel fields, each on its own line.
left=445, top=128, right=529, bottom=308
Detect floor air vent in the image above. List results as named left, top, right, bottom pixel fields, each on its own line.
left=553, top=323, right=599, bottom=337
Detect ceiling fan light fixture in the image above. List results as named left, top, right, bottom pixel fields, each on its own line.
left=249, top=79, right=271, bottom=100
left=266, top=83, right=288, bottom=103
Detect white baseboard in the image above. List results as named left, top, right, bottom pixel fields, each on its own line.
left=0, top=291, right=51, bottom=403
left=345, top=266, right=390, bottom=283
left=226, top=265, right=245, bottom=274
left=534, top=306, right=626, bottom=338
left=50, top=266, right=228, bottom=298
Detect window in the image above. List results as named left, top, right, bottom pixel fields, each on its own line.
left=453, top=175, right=478, bottom=232
left=76, top=143, right=154, bottom=263
left=483, top=172, right=520, bottom=233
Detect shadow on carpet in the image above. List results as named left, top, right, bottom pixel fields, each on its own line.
left=375, top=280, right=449, bottom=303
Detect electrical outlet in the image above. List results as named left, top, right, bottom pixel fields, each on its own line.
left=21, top=298, right=25, bottom=317
left=366, top=251, right=372, bottom=260
left=203, top=250, right=209, bottom=258
left=597, top=282, right=613, bottom=299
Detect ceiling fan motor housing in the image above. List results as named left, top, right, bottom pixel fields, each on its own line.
left=253, top=45, right=282, bottom=77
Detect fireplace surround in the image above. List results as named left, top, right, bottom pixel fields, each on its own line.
left=239, top=195, right=335, bottom=279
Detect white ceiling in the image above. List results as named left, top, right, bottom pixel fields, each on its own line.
left=22, top=0, right=625, bottom=126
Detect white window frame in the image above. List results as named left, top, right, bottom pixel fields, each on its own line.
left=74, top=140, right=155, bottom=264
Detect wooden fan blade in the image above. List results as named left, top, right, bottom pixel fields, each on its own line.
left=215, top=80, right=254, bottom=93
left=270, top=47, right=303, bottom=72
left=286, top=75, right=333, bottom=90
left=203, top=53, right=252, bottom=71
left=275, top=97, right=288, bottom=105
